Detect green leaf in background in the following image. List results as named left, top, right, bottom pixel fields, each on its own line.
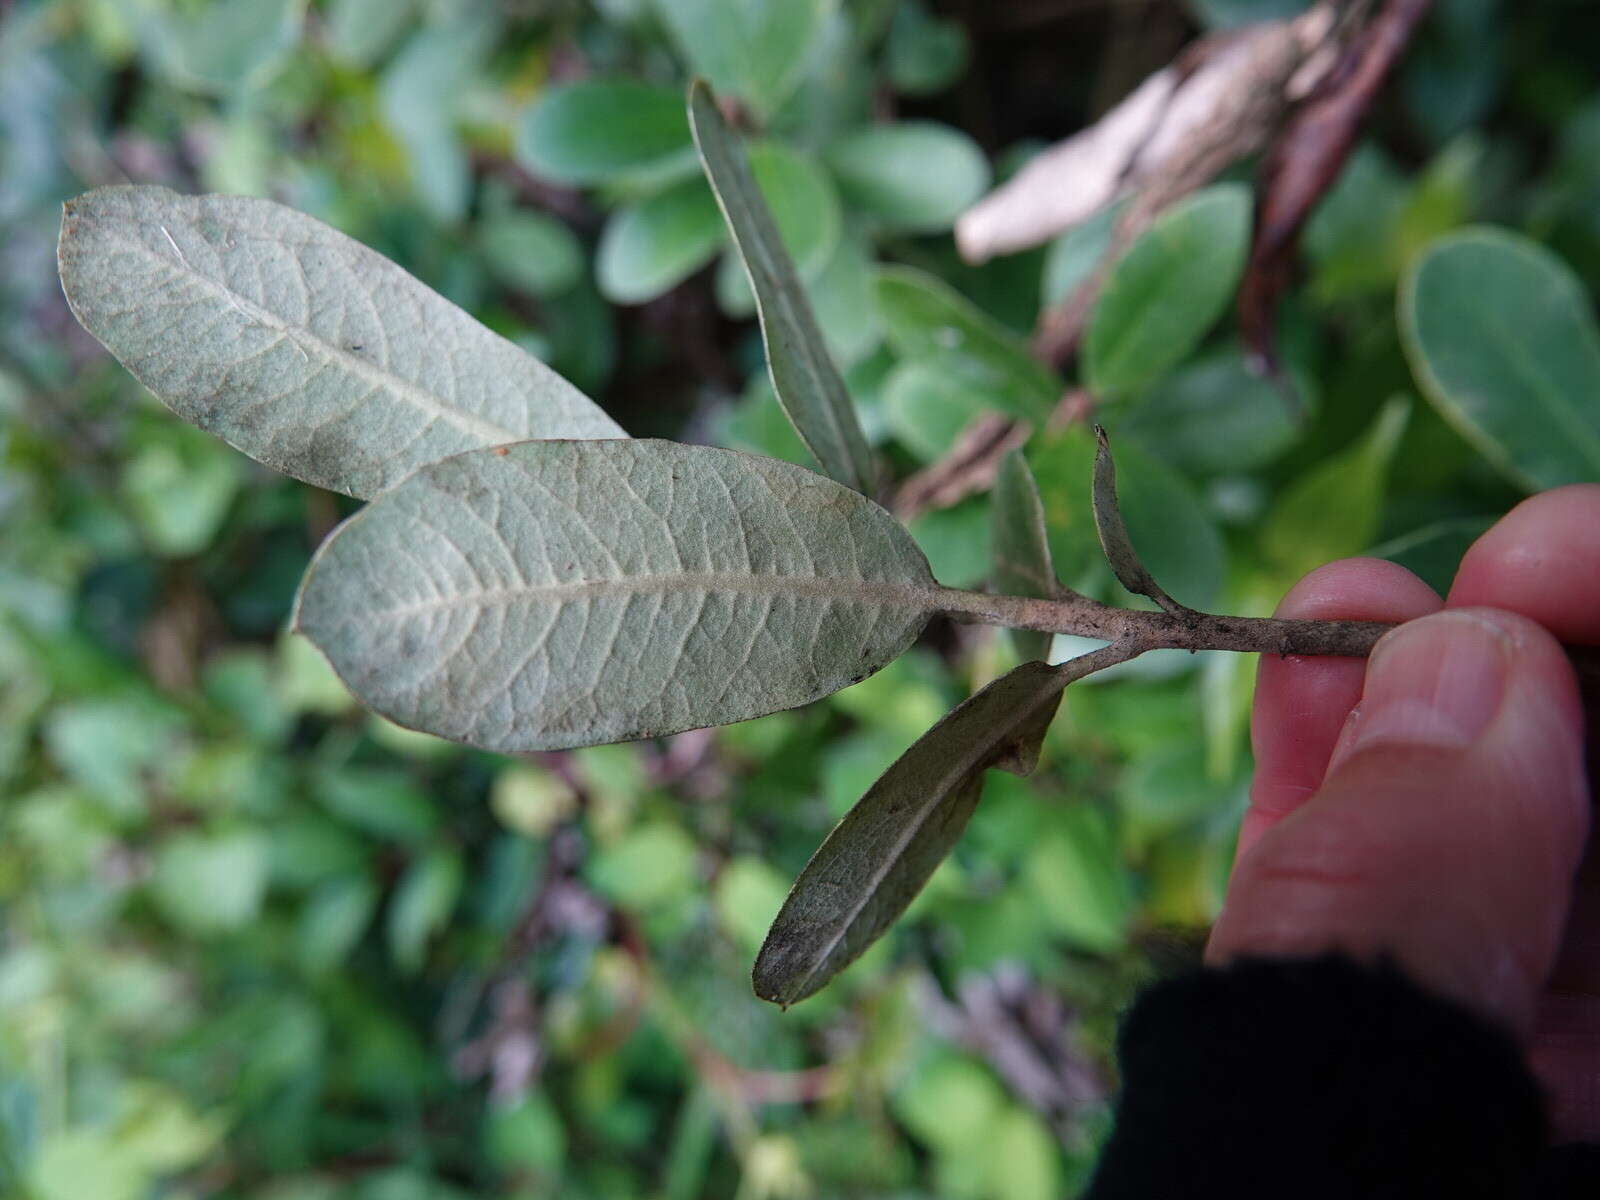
left=588, top=822, right=699, bottom=910
left=378, top=18, right=493, bottom=222
left=477, top=210, right=584, bottom=298
left=1263, top=397, right=1411, bottom=581
left=1041, top=203, right=1119, bottom=307
left=387, top=847, right=462, bottom=973
left=596, top=176, right=725, bottom=303
left=1371, top=515, right=1494, bottom=597
left=690, top=82, right=875, bottom=492
left=881, top=356, right=989, bottom=462
left=874, top=266, right=1058, bottom=421
left=1400, top=228, right=1600, bottom=490
left=298, top=875, right=379, bottom=974
left=886, top=0, right=970, bottom=97
left=1112, top=348, right=1309, bottom=474
left=294, top=440, right=938, bottom=753
left=141, top=0, right=303, bottom=95
left=990, top=450, right=1059, bottom=662
left=1085, top=184, right=1252, bottom=395
left=1025, top=804, right=1133, bottom=953
left=656, top=0, right=834, bottom=120
left=58, top=187, right=625, bottom=499
left=755, top=661, right=1071, bottom=1006
left=121, top=424, right=242, bottom=558
left=825, top=122, right=989, bottom=233
left=151, top=830, right=270, bottom=936
left=808, top=233, right=882, bottom=366
left=516, top=78, right=696, bottom=188
left=326, top=0, right=418, bottom=68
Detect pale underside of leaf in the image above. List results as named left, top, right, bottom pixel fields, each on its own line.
left=753, top=660, right=1076, bottom=1007
left=293, top=439, right=939, bottom=753
left=58, top=186, right=624, bottom=499
left=1092, top=426, right=1185, bottom=615
left=991, top=449, right=1062, bottom=662
left=687, top=82, right=876, bottom=495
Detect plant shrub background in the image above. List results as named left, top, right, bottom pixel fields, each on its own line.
left=2, top=1, right=1599, bottom=1197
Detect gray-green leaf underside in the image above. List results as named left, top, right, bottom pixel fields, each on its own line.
left=293, top=439, right=939, bottom=753
left=754, top=660, right=1071, bottom=1007
left=990, top=450, right=1059, bottom=663
left=58, top=186, right=624, bottom=499
left=688, top=82, right=875, bottom=494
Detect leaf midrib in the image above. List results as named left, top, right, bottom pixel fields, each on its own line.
left=357, top=571, right=946, bottom=622
left=98, top=220, right=531, bottom=449
left=1462, top=304, right=1600, bottom=471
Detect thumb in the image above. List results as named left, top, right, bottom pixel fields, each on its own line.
left=1208, top=608, right=1591, bottom=1036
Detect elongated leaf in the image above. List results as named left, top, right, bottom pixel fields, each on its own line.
left=516, top=78, right=696, bottom=188
left=1085, top=184, right=1252, bottom=394
left=689, top=82, right=874, bottom=493
left=293, top=440, right=937, bottom=753
left=990, top=451, right=1058, bottom=662
left=753, top=661, right=1075, bottom=1006
left=58, top=187, right=624, bottom=499
left=1092, top=426, right=1183, bottom=615
left=1400, top=228, right=1600, bottom=490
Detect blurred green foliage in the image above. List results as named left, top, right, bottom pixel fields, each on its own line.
left=1, top=0, right=1598, bottom=1197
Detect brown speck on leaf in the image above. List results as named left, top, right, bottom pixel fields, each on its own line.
left=493, top=446, right=509, bottom=457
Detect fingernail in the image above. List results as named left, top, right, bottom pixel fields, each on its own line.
left=1330, top=611, right=1512, bottom=768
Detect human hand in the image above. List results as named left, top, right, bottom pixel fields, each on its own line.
left=1207, top=484, right=1600, bottom=1143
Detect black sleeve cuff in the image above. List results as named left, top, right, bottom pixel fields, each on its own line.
left=1085, top=954, right=1556, bottom=1200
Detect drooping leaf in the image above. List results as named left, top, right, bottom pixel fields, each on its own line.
left=1085, top=184, right=1252, bottom=394
left=713, top=141, right=844, bottom=313
left=753, top=660, right=1077, bottom=1006
left=656, top=0, right=834, bottom=120
left=990, top=451, right=1058, bottom=662
left=378, top=18, right=493, bottom=222
left=689, top=82, right=875, bottom=493
left=824, top=122, right=989, bottom=232
left=293, top=440, right=938, bottom=753
left=57, top=187, right=624, bottom=499
left=874, top=266, right=1057, bottom=421
left=516, top=78, right=696, bottom=188
left=1092, top=426, right=1183, bottom=615
left=1262, top=397, right=1410, bottom=580
left=596, top=176, right=725, bottom=303
left=1400, top=228, right=1600, bottom=490
left=387, top=846, right=462, bottom=973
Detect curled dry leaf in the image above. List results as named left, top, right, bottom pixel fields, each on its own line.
left=1091, top=426, right=1185, bottom=616
left=1239, top=0, right=1436, bottom=371
left=955, top=4, right=1337, bottom=266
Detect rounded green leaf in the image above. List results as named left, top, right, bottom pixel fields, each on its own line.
left=516, top=78, right=695, bottom=187
left=293, top=440, right=939, bottom=753
left=57, top=187, right=624, bottom=500
left=1085, top=184, right=1252, bottom=395
left=595, top=177, right=725, bottom=303
left=477, top=210, right=583, bottom=298
left=874, top=266, right=1057, bottom=420
left=1400, top=227, right=1600, bottom=490
left=655, top=0, right=833, bottom=119
left=826, top=122, right=989, bottom=232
